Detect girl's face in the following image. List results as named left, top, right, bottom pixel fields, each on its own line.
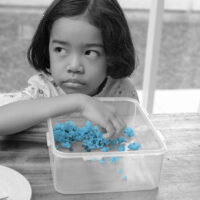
left=49, top=16, right=107, bottom=96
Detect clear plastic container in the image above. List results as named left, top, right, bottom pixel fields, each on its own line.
left=47, top=97, right=167, bottom=194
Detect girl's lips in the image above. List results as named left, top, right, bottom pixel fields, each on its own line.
left=62, top=79, right=85, bottom=88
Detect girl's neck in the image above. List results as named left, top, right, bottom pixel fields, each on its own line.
left=91, top=77, right=108, bottom=96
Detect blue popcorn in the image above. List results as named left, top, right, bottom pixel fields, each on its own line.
left=118, top=137, right=127, bottom=144
left=118, top=145, right=125, bottom=152
left=109, top=145, right=116, bottom=150
left=53, top=129, right=66, bottom=143
left=61, top=141, right=71, bottom=149
left=110, top=156, right=119, bottom=164
left=79, top=126, right=89, bottom=135
left=53, top=123, right=65, bottom=131
left=96, top=131, right=104, bottom=138
left=128, top=142, right=141, bottom=150
left=118, top=169, right=122, bottom=174
left=92, top=125, right=100, bottom=132
left=85, top=120, right=92, bottom=127
left=101, top=147, right=110, bottom=152
left=53, top=120, right=141, bottom=154
left=112, top=138, right=119, bottom=145
left=100, top=158, right=105, bottom=164
left=103, top=138, right=111, bottom=146
left=124, top=126, right=134, bottom=138
left=64, top=121, right=74, bottom=130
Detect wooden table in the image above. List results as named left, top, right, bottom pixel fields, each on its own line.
left=0, top=113, right=200, bottom=200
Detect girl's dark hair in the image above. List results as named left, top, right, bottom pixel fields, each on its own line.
left=27, top=0, right=136, bottom=78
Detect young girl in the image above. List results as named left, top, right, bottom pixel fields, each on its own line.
left=0, top=0, right=138, bottom=136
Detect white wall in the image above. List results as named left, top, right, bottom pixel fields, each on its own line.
left=0, top=0, right=51, bottom=6
left=0, top=0, right=200, bottom=11
left=118, top=0, right=200, bottom=11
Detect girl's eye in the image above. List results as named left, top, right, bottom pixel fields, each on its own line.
left=85, top=50, right=99, bottom=59
left=54, top=47, right=67, bottom=55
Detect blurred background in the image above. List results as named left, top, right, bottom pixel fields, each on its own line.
left=0, top=0, right=199, bottom=113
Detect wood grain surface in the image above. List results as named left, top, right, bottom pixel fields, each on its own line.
left=0, top=113, right=200, bottom=200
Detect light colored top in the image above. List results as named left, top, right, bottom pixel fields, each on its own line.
left=0, top=73, right=138, bottom=106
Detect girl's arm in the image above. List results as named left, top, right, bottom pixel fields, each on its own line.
left=0, top=94, right=125, bottom=136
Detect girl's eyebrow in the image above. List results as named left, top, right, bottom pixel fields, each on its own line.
left=52, top=39, right=70, bottom=46
left=85, top=43, right=104, bottom=48
left=51, top=39, right=103, bottom=48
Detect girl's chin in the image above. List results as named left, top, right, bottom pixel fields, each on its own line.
left=61, top=86, right=86, bottom=94
left=61, top=87, right=97, bottom=96
left=63, top=88, right=83, bottom=94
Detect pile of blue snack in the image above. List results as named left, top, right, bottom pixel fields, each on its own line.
left=53, top=120, right=141, bottom=152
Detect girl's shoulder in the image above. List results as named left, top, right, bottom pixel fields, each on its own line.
left=28, top=73, right=52, bottom=86
left=96, top=77, right=139, bottom=101
left=27, top=73, right=64, bottom=97
left=0, top=73, right=58, bottom=107
left=26, top=73, right=52, bottom=98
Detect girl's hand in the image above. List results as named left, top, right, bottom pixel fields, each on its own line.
left=80, top=96, right=126, bottom=138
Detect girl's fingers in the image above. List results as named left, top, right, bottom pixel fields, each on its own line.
left=103, top=113, right=126, bottom=138
left=115, top=114, right=126, bottom=133
left=110, top=114, right=126, bottom=137
left=103, top=119, right=115, bottom=138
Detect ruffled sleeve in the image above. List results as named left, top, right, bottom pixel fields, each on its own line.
left=0, top=73, right=51, bottom=107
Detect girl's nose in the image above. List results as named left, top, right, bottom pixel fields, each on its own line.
left=66, top=53, right=83, bottom=73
